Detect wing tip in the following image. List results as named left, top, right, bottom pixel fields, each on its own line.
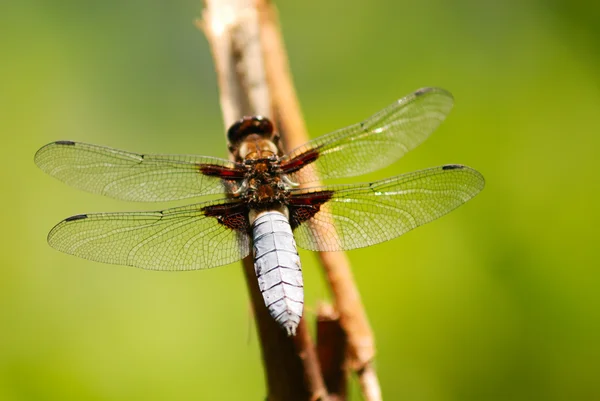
left=413, top=87, right=454, bottom=100
left=391, top=87, right=454, bottom=115
left=47, top=213, right=88, bottom=245
left=34, top=140, right=76, bottom=167
left=442, top=164, right=486, bottom=192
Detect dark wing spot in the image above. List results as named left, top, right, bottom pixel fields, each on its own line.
left=199, top=164, right=246, bottom=179
left=65, top=214, right=88, bottom=222
left=280, top=148, right=320, bottom=174
left=202, top=202, right=250, bottom=232
left=55, top=140, right=76, bottom=146
left=288, top=190, right=334, bottom=229
left=360, top=121, right=367, bottom=132
left=442, top=164, right=464, bottom=170
left=222, top=213, right=250, bottom=232
left=414, top=87, right=431, bottom=97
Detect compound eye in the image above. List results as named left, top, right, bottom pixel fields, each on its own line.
left=227, top=116, right=274, bottom=145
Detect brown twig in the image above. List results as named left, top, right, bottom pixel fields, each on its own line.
left=200, top=1, right=327, bottom=400
left=255, top=2, right=382, bottom=400
left=200, top=1, right=381, bottom=400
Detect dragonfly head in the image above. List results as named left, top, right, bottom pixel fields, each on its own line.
left=228, top=116, right=275, bottom=146
left=228, top=116, right=280, bottom=161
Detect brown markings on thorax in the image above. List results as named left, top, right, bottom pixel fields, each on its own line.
left=243, top=156, right=288, bottom=210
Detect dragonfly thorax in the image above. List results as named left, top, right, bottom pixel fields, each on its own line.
left=242, top=161, right=290, bottom=210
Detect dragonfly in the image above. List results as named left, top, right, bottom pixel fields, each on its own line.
left=35, top=87, right=484, bottom=336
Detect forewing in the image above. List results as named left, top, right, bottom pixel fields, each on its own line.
left=291, top=165, right=484, bottom=251
left=281, top=88, right=454, bottom=183
left=35, top=141, right=245, bottom=202
left=48, top=200, right=250, bottom=270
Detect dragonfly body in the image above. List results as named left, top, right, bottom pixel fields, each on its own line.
left=252, top=210, right=303, bottom=335
left=35, top=88, right=485, bottom=336
left=228, top=118, right=307, bottom=335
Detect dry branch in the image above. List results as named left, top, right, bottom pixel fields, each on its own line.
left=200, top=1, right=381, bottom=400
left=255, top=3, right=381, bottom=399
left=201, top=1, right=326, bottom=400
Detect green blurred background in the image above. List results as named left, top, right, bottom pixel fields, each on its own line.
left=2, top=0, right=599, bottom=400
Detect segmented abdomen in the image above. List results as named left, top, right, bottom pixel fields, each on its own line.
left=252, top=210, right=303, bottom=336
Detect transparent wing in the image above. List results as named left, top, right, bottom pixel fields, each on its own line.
left=280, top=88, right=454, bottom=183
left=35, top=141, right=245, bottom=202
left=291, top=165, right=484, bottom=251
left=48, top=199, right=250, bottom=270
